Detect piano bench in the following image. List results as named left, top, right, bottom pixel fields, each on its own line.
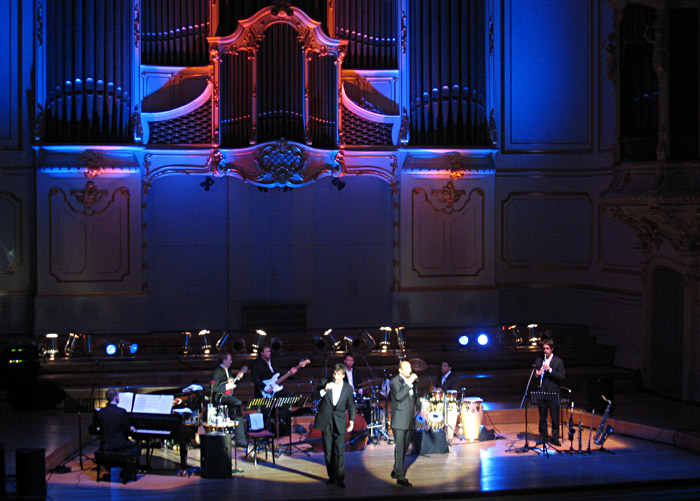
left=245, top=431, right=276, bottom=466
left=94, top=450, right=139, bottom=484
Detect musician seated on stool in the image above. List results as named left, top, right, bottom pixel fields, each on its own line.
left=98, top=389, right=141, bottom=479
left=211, top=352, right=247, bottom=446
left=251, top=345, right=298, bottom=435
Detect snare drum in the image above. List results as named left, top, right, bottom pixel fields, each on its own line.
left=460, top=397, right=483, bottom=441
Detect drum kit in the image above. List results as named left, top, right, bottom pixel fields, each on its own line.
left=416, top=388, right=483, bottom=442
left=356, top=377, right=392, bottom=443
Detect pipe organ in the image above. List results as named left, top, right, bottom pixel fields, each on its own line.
left=35, top=0, right=495, bottom=186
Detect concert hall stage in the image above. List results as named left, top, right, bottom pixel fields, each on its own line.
left=4, top=392, right=700, bottom=500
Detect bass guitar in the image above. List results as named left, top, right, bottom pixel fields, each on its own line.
left=224, top=365, right=248, bottom=396
left=262, top=358, right=310, bottom=398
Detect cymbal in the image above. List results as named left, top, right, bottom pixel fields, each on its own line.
left=409, top=357, right=428, bottom=372
left=358, top=377, right=384, bottom=388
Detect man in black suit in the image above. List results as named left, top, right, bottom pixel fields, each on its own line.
left=535, top=338, right=566, bottom=445
left=435, top=360, right=460, bottom=392
left=342, top=353, right=363, bottom=391
left=250, top=345, right=299, bottom=434
left=312, top=363, right=355, bottom=488
left=98, top=389, right=141, bottom=479
left=211, top=351, right=247, bottom=445
left=390, top=360, right=418, bottom=487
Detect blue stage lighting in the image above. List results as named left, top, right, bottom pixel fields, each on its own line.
left=477, top=333, right=489, bottom=346
left=458, top=335, right=470, bottom=346
left=105, top=343, right=117, bottom=356
left=129, top=343, right=139, bottom=355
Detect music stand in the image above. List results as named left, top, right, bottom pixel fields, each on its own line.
left=64, top=397, right=96, bottom=470
left=529, top=391, right=561, bottom=455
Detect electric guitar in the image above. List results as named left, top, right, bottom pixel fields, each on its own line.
left=262, top=358, right=310, bottom=398
left=224, top=365, right=248, bottom=396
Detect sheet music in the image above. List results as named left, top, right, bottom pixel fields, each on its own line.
left=131, top=394, right=174, bottom=414
left=117, top=392, right=134, bottom=412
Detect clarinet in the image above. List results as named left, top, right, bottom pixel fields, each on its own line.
left=587, top=409, right=594, bottom=454
left=577, top=409, right=583, bottom=454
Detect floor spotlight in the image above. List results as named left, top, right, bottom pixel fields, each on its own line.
left=215, top=332, right=230, bottom=352
left=200, top=176, right=215, bottom=191
left=379, top=326, right=392, bottom=352
left=199, top=330, right=212, bottom=354
left=181, top=331, right=192, bottom=355
left=395, top=327, right=407, bottom=351
left=360, top=330, right=377, bottom=351
left=232, top=338, right=246, bottom=353
left=270, top=337, right=283, bottom=353
left=45, top=333, right=59, bottom=361
left=119, top=340, right=139, bottom=356
left=253, top=329, right=267, bottom=354
left=323, top=329, right=342, bottom=351
left=64, top=332, right=80, bottom=358
left=477, top=333, right=489, bottom=346
left=103, top=341, right=118, bottom=356
left=331, top=177, right=346, bottom=191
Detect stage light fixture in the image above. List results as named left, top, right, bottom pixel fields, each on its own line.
left=527, top=324, right=539, bottom=345
left=64, top=332, right=80, bottom=358
left=360, top=330, right=377, bottom=351
left=232, top=338, right=246, bottom=353
left=270, top=337, right=283, bottom=353
left=477, top=333, right=489, bottom=346
left=103, top=341, right=118, bottom=356
left=312, top=335, right=328, bottom=352
left=252, top=329, right=267, bottom=354
left=181, top=331, right=192, bottom=355
left=395, top=327, right=407, bottom=351
left=118, top=340, right=139, bottom=356
left=458, top=335, right=470, bottom=346
left=84, top=334, right=93, bottom=355
left=200, top=176, right=215, bottom=191
left=45, top=333, right=59, bottom=361
left=215, top=332, right=230, bottom=352
left=331, top=177, right=346, bottom=191
left=199, top=330, right=212, bottom=354
left=506, top=324, right=523, bottom=345
left=344, top=335, right=362, bottom=351
left=323, top=329, right=342, bottom=351
left=379, top=326, right=392, bottom=352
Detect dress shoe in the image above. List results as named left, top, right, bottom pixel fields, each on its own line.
left=337, top=480, right=346, bottom=488
left=397, top=478, right=412, bottom=487
left=390, top=471, right=397, bottom=479
left=326, top=478, right=336, bottom=485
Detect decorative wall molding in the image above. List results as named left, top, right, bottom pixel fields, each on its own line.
left=0, top=192, right=23, bottom=275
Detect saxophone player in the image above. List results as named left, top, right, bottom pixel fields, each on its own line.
left=535, top=338, right=566, bottom=445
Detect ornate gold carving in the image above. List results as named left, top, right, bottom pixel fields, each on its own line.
left=401, top=11, right=407, bottom=55
left=258, top=138, right=307, bottom=185
left=271, top=1, right=294, bottom=17
left=78, top=150, right=105, bottom=178
left=207, top=149, right=227, bottom=176
left=488, top=14, right=494, bottom=56
left=435, top=181, right=465, bottom=213
left=134, top=1, right=140, bottom=49
left=71, top=181, right=108, bottom=214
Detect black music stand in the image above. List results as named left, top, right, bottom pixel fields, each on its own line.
left=64, top=397, right=96, bottom=470
left=529, top=391, right=561, bottom=455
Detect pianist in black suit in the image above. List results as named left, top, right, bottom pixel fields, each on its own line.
left=211, top=352, right=247, bottom=446
left=98, top=389, right=141, bottom=478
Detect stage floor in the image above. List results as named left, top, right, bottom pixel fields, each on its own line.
left=42, top=422, right=700, bottom=501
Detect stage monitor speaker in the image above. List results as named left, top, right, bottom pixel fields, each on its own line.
left=16, top=447, right=46, bottom=498
left=587, top=377, right=614, bottom=413
left=201, top=432, right=231, bottom=479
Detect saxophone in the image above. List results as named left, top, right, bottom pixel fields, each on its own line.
left=594, top=395, right=614, bottom=446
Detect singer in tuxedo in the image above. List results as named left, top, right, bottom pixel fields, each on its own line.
left=390, top=360, right=418, bottom=487
left=534, top=338, right=566, bottom=445
left=312, top=363, right=355, bottom=488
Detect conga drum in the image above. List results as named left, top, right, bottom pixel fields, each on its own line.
left=460, top=397, right=483, bottom=441
left=431, top=388, right=443, bottom=402
left=445, top=401, right=459, bottom=440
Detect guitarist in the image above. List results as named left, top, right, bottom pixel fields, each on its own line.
left=251, top=345, right=298, bottom=434
left=211, top=352, right=247, bottom=445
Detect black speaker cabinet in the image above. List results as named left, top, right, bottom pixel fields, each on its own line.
left=201, top=432, right=231, bottom=479
left=16, top=447, right=46, bottom=497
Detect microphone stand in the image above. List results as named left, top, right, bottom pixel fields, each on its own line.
left=513, top=365, right=537, bottom=453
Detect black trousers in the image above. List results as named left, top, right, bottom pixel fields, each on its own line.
left=218, top=394, right=246, bottom=445
left=321, top=421, right=346, bottom=482
left=391, top=427, right=412, bottom=480
left=538, top=402, right=560, bottom=441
